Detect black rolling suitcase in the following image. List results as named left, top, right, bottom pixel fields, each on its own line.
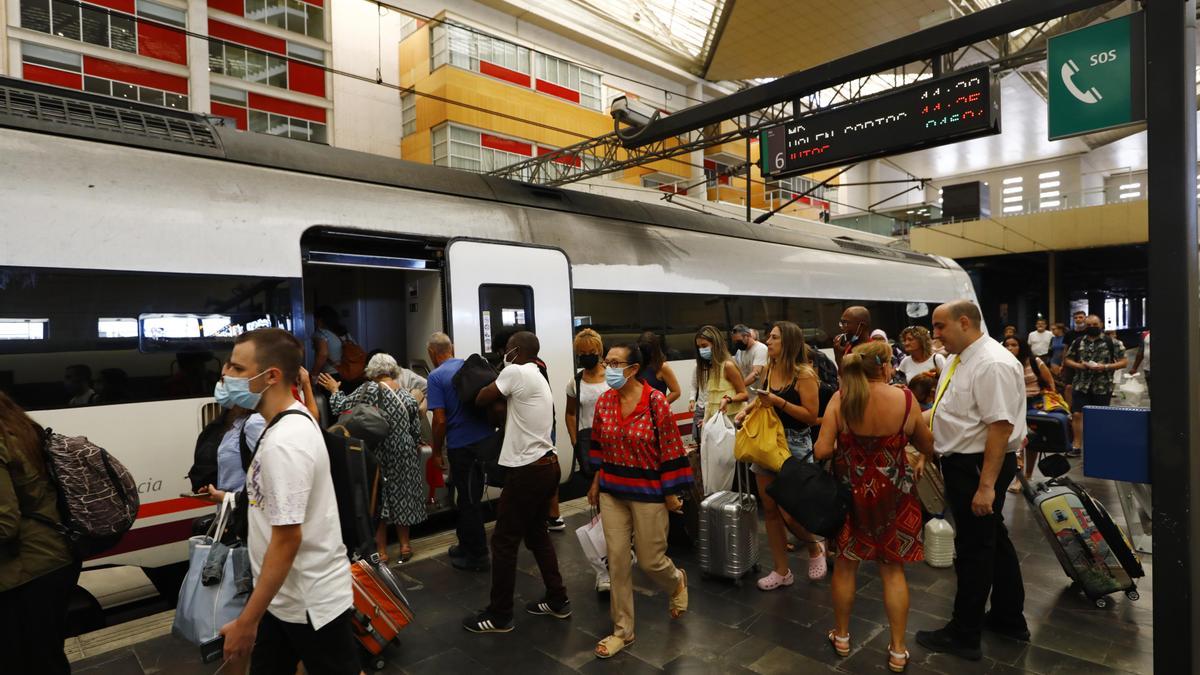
left=1017, top=455, right=1143, bottom=608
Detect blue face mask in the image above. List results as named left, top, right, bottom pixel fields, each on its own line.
left=605, top=365, right=629, bottom=390
left=213, top=379, right=234, bottom=409
left=219, top=370, right=271, bottom=411
left=698, top=347, right=713, bottom=361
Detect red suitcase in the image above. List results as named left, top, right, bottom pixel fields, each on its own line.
left=349, top=557, right=414, bottom=670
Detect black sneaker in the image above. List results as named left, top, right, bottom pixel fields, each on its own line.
left=525, top=597, right=572, bottom=619
left=983, top=614, right=1031, bottom=642
left=915, top=628, right=982, bottom=661
left=451, top=555, right=490, bottom=572
left=448, top=544, right=466, bottom=559
left=547, top=517, right=566, bottom=532
left=462, top=610, right=513, bottom=633
left=1065, top=447, right=1083, bottom=459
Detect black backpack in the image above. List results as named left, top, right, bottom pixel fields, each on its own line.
left=808, top=347, right=840, bottom=417
left=188, top=416, right=256, bottom=492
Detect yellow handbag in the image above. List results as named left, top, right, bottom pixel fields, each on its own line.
left=734, top=400, right=791, bottom=472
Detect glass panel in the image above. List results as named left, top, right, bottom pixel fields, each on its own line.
left=267, top=55, right=288, bottom=88
left=83, top=76, right=110, bottom=95
left=21, top=43, right=82, bottom=71
left=249, top=109, right=269, bottom=133
left=137, top=0, right=186, bottom=27
left=305, top=4, right=324, bottom=40
left=265, top=0, right=286, bottom=28
left=208, top=42, right=224, bottom=74
left=80, top=5, right=109, bottom=46
left=98, top=318, right=138, bottom=338
left=21, top=0, right=51, bottom=33
left=111, top=82, right=137, bottom=100
left=286, top=0, right=306, bottom=34
left=138, top=87, right=165, bottom=106
left=110, top=14, right=136, bottom=53
left=287, top=42, right=324, bottom=64
left=50, top=0, right=81, bottom=41
left=309, top=122, right=327, bottom=144
left=478, top=285, right=534, bottom=357
left=246, top=49, right=268, bottom=83
left=165, top=93, right=188, bottom=109
left=0, top=319, right=48, bottom=341
left=245, top=0, right=267, bottom=18
left=225, top=45, right=247, bottom=79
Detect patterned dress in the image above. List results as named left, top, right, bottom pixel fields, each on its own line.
left=330, top=382, right=426, bottom=527
left=832, top=390, right=924, bottom=563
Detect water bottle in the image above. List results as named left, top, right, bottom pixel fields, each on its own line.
left=924, top=516, right=955, bottom=568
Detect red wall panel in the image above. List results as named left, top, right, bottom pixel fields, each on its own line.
left=208, top=20, right=286, bottom=54
left=534, top=79, right=580, bottom=104
left=211, top=101, right=248, bottom=130
left=137, top=22, right=187, bottom=65
left=85, top=0, right=135, bottom=12
left=248, top=93, right=327, bottom=123
left=23, top=64, right=82, bottom=90
left=479, top=61, right=530, bottom=88
left=537, top=146, right=580, bottom=167
left=207, top=0, right=245, bottom=15
left=304, top=0, right=323, bottom=6
left=482, top=133, right=531, bottom=156
left=84, top=57, right=188, bottom=94
left=287, top=61, right=325, bottom=97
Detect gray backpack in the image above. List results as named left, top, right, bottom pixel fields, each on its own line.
left=31, top=430, right=140, bottom=558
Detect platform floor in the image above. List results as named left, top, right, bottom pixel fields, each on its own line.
left=73, top=465, right=1154, bottom=675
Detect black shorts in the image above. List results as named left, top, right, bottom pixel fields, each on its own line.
left=1074, top=391, right=1111, bottom=410
left=250, top=609, right=359, bottom=675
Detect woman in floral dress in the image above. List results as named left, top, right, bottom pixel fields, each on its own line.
left=319, top=353, right=425, bottom=562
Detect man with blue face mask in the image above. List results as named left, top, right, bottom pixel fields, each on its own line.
left=833, top=306, right=872, bottom=370
left=214, top=329, right=357, bottom=674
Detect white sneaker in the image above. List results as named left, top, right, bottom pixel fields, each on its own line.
left=596, top=575, right=611, bottom=593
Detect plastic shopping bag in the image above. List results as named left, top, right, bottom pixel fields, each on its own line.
left=700, top=413, right=737, bottom=495
left=575, top=510, right=608, bottom=579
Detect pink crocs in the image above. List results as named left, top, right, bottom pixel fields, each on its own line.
left=808, top=543, right=828, bottom=580
left=757, top=569, right=795, bottom=591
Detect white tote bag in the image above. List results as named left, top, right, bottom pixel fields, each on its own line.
left=575, top=510, right=608, bottom=578
left=700, top=413, right=737, bottom=495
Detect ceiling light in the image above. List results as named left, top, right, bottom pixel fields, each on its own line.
left=1120, top=183, right=1141, bottom=190
left=1038, top=170, right=1061, bottom=179
left=1040, top=190, right=1060, bottom=198
left=1040, top=181, right=1061, bottom=189
left=1003, top=187, right=1023, bottom=195
left=1040, top=200, right=1061, bottom=208
left=1003, top=177, right=1023, bottom=185
left=1002, top=205, right=1023, bottom=213
left=1120, top=192, right=1142, bottom=199
left=1003, top=196, right=1022, bottom=203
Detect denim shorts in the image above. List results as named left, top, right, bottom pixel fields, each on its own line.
left=752, top=427, right=812, bottom=475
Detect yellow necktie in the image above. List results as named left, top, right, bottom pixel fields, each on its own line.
left=930, top=355, right=961, bottom=427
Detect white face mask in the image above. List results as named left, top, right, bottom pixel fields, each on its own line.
left=502, top=347, right=518, bottom=367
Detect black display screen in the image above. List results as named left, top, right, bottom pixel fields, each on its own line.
left=760, top=67, right=1000, bottom=179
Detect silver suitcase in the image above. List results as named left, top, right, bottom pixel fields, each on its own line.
left=697, top=464, right=760, bottom=583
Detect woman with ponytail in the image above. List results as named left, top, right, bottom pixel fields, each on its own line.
left=814, top=341, right=935, bottom=673
left=687, top=325, right=747, bottom=445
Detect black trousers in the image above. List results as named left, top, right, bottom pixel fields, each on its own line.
left=0, top=560, right=82, bottom=675
left=250, top=609, right=358, bottom=675
left=942, top=451, right=1026, bottom=646
left=449, top=435, right=493, bottom=560
left=488, top=459, right=567, bottom=619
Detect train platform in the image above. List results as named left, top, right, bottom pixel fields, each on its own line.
left=71, top=468, right=1154, bottom=675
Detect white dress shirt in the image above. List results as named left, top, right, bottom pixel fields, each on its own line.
left=932, top=335, right=1028, bottom=456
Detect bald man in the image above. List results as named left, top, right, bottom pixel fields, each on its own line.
left=833, top=305, right=872, bottom=369
left=916, top=300, right=1028, bottom=662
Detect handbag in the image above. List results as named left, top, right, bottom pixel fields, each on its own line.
left=172, top=493, right=252, bottom=645
left=334, top=400, right=389, bottom=448
left=1042, top=390, right=1071, bottom=414
left=733, top=400, right=790, bottom=472
left=767, top=451, right=852, bottom=540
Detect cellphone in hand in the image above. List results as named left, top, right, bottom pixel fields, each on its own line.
left=180, top=491, right=208, bottom=499
left=200, top=635, right=225, bottom=664
left=752, top=388, right=770, bottom=396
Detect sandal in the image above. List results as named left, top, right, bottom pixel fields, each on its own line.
left=756, top=569, right=795, bottom=591
left=669, top=569, right=688, bottom=619
left=888, top=647, right=910, bottom=672
left=827, top=630, right=850, bottom=658
left=399, top=547, right=414, bottom=563
left=595, top=634, right=634, bottom=659
left=808, top=543, right=828, bottom=580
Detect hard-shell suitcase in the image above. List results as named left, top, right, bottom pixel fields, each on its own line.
left=350, top=556, right=415, bottom=671
left=697, top=463, right=760, bottom=584
left=1018, top=462, right=1143, bottom=608
left=1026, top=409, right=1072, bottom=454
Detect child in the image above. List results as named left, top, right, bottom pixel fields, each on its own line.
left=908, top=374, right=936, bottom=411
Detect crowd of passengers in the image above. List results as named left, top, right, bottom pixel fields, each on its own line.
left=0, top=299, right=1143, bottom=674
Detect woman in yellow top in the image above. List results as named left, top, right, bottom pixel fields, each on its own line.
left=688, top=325, right=748, bottom=446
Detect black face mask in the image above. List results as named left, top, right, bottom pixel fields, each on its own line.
left=732, top=340, right=745, bottom=352
left=578, top=354, right=600, bottom=369
left=1085, top=326, right=1102, bottom=337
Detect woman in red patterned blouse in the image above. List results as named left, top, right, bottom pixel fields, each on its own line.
left=587, top=342, right=693, bottom=659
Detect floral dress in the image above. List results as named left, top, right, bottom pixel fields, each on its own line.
left=330, top=382, right=426, bottom=527
left=832, top=390, right=924, bottom=563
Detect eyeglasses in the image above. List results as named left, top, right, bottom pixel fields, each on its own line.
left=602, top=361, right=631, bottom=369
left=838, top=319, right=853, bottom=327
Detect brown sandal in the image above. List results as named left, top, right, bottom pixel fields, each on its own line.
left=595, top=634, right=634, bottom=659
left=669, top=569, right=688, bottom=619
left=828, top=630, right=850, bottom=658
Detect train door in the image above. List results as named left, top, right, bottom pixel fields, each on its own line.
left=444, top=239, right=574, bottom=479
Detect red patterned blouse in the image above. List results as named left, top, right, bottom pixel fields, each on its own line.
left=589, top=383, right=693, bottom=503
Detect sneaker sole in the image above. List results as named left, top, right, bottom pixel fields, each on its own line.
left=527, top=605, right=572, bottom=619
left=464, top=623, right=514, bottom=633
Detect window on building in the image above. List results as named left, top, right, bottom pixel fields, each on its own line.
left=21, top=42, right=82, bottom=72
left=401, top=92, right=416, bottom=137
left=22, top=0, right=138, bottom=53
left=431, top=124, right=481, bottom=173
left=244, top=0, right=324, bottom=40
left=287, top=41, right=324, bottom=65
left=209, top=40, right=288, bottom=89
left=83, top=75, right=188, bottom=108
left=248, top=109, right=326, bottom=144
left=534, top=52, right=603, bottom=110
left=137, top=0, right=185, bottom=28
left=430, top=22, right=532, bottom=76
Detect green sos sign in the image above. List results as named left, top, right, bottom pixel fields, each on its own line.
left=1047, top=12, right=1145, bottom=140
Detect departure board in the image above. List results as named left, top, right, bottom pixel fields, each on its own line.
left=760, top=67, right=1000, bottom=179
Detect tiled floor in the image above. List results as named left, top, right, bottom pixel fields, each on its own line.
left=74, top=464, right=1153, bottom=675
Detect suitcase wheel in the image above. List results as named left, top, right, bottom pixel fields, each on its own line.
left=1094, top=597, right=1109, bottom=609
left=1125, top=590, right=1140, bottom=602
left=369, top=656, right=386, bottom=671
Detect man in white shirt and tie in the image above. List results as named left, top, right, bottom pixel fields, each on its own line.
left=916, top=300, right=1029, bottom=662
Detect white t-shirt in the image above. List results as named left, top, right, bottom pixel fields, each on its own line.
left=1027, top=329, right=1053, bottom=357
left=246, top=402, right=351, bottom=629
left=898, top=353, right=946, bottom=384
left=496, top=363, right=556, bottom=467
left=566, top=374, right=607, bottom=430
left=735, top=341, right=768, bottom=400
left=932, top=337, right=1028, bottom=456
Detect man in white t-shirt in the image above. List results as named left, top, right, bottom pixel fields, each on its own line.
left=216, top=329, right=357, bottom=674
left=917, top=301, right=1027, bottom=663
left=732, top=325, right=768, bottom=402
left=1027, top=319, right=1053, bottom=359
left=464, top=331, right=569, bottom=633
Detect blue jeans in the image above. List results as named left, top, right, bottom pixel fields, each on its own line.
left=752, top=427, right=812, bottom=475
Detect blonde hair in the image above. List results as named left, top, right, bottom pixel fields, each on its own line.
left=899, top=326, right=933, bottom=360
left=839, top=341, right=892, bottom=426
left=772, top=321, right=815, bottom=383
left=573, top=328, right=603, bottom=355
left=695, top=324, right=731, bottom=388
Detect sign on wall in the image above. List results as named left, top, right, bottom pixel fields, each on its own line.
left=1047, top=13, right=1145, bottom=140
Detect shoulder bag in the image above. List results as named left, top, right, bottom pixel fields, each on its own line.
left=732, top=366, right=791, bottom=472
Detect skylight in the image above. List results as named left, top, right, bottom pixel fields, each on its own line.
left=574, top=0, right=728, bottom=61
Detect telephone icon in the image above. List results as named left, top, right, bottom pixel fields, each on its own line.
left=1061, top=59, right=1103, bottom=104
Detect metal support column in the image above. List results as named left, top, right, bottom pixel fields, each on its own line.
left=1146, top=0, right=1199, bottom=672
left=1047, top=251, right=1058, bottom=322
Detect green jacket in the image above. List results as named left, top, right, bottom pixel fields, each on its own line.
left=0, top=433, right=74, bottom=592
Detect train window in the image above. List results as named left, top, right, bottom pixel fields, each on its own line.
left=478, top=284, right=533, bottom=356
left=0, top=319, right=48, bottom=341
left=0, top=267, right=293, bottom=411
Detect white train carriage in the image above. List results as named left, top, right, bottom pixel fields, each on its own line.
left=0, top=77, right=976, bottom=599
